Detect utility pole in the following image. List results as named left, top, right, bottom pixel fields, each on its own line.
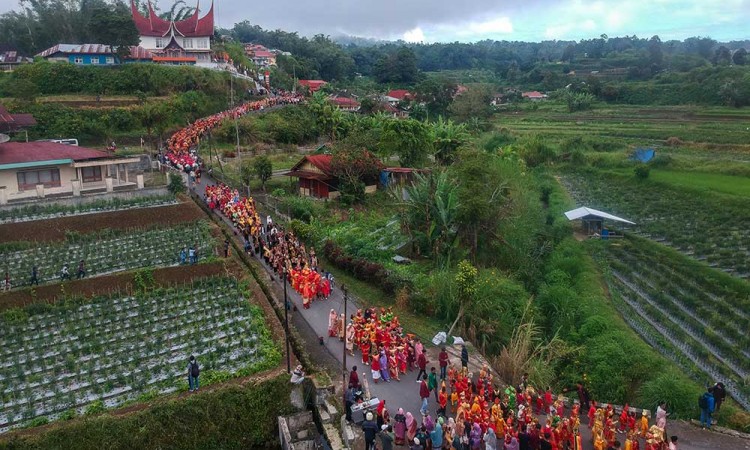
left=284, top=266, right=291, bottom=373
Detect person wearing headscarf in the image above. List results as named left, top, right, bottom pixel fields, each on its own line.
left=377, top=400, right=390, bottom=429
left=444, top=417, right=456, bottom=450
left=411, top=437, right=425, bottom=450
left=484, top=427, right=498, bottom=450
left=503, top=433, right=520, bottom=450
left=424, top=414, right=435, bottom=433
left=328, top=309, right=338, bottom=337
left=394, top=408, right=407, bottom=445
left=431, top=417, right=444, bottom=449
left=380, top=350, right=391, bottom=383
left=470, top=423, right=482, bottom=450
left=406, top=412, right=418, bottom=442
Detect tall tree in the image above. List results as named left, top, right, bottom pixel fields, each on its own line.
left=732, top=48, right=747, bottom=66
left=414, top=77, right=458, bottom=118
left=448, top=84, right=494, bottom=123
left=88, top=1, right=140, bottom=59
left=381, top=118, right=432, bottom=167
left=430, top=117, right=469, bottom=165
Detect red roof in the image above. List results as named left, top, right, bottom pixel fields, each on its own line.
left=130, top=0, right=214, bottom=38
left=522, top=91, right=546, bottom=98
left=0, top=142, right=112, bottom=166
left=304, top=154, right=333, bottom=174
left=286, top=154, right=334, bottom=180
left=387, top=89, right=412, bottom=101
left=298, top=80, right=327, bottom=92
left=0, top=104, right=37, bottom=132
left=253, top=50, right=274, bottom=58
left=329, top=97, right=360, bottom=107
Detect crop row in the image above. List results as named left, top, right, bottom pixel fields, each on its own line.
left=1, top=221, right=214, bottom=287
left=561, top=171, right=750, bottom=277
left=0, top=277, right=271, bottom=431
left=608, top=283, right=750, bottom=411
left=0, top=195, right=177, bottom=224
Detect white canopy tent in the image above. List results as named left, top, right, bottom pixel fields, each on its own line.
left=564, top=206, right=635, bottom=236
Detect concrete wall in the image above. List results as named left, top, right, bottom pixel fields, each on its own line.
left=0, top=186, right=169, bottom=211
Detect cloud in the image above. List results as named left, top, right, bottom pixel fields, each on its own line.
left=403, top=27, right=426, bottom=43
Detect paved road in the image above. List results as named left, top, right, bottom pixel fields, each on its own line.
left=189, top=172, right=749, bottom=450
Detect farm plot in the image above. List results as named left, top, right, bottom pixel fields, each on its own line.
left=561, top=170, right=750, bottom=277
left=0, top=277, right=278, bottom=432
left=1, top=221, right=215, bottom=287
left=600, top=239, right=750, bottom=410
left=0, top=195, right=177, bottom=225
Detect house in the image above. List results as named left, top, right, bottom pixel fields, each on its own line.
left=244, top=45, right=277, bottom=67
left=0, top=141, right=142, bottom=204
left=0, top=46, right=30, bottom=72
left=379, top=102, right=409, bottom=118
left=491, top=93, right=506, bottom=106
left=36, top=44, right=154, bottom=65
left=130, top=0, right=215, bottom=67
left=454, top=85, right=468, bottom=97
left=328, top=95, right=360, bottom=112
left=380, top=167, right=427, bottom=199
left=386, top=89, right=412, bottom=102
left=522, top=91, right=548, bottom=101
left=284, top=153, right=380, bottom=199
left=0, top=104, right=37, bottom=134
left=298, top=80, right=327, bottom=93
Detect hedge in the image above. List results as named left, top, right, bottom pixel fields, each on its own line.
left=0, top=374, right=294, bottom=450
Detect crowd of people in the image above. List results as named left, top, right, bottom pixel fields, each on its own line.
left=163, top=92, right=304, bottom=173
left=353, top=353, right=682, bottom=450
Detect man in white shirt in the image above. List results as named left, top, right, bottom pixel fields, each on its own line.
left=668, top=435, right=678, bottom=450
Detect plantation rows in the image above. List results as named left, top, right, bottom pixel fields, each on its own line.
left=0, top=195, right=177, bottom=224
left=1, top=221, right=214, bottom=287
left=0, top=278, right=269, bottom=432
left=603, top=241, right=750, bottom=411
left=562, top=172, right=750, bottom=277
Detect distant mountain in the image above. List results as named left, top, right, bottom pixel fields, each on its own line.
left=331, top=34, right=394, bottom=47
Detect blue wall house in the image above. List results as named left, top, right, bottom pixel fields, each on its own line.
left=36, top=44, right=153, bottom=65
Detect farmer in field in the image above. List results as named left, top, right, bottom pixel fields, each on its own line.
left=187, top=355, right=200, bottom=392
left=179, top=247, right=187, bottom=264
left=3, top=271, right=10, bottom=291
left=188, top=246, right=196, bottom=264
left=60, top=264, right=71, bottom=281
left=76, top=260, right=86, bottom=279
left=30, top=266, right=39, bottom=285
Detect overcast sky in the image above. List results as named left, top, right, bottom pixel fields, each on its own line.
left=1, top=0, right=749, bottom=43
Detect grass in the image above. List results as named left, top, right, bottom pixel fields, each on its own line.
left=609, top=168, right=750, bottom=197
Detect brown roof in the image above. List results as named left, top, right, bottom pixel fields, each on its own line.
left=0, top=104, right=37, bottom=132
left=0, top=142, right=111, bottom=166
left=284, top=170, right=333, bottom=181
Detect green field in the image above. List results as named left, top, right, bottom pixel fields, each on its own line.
left=607, top=169, right=750, bottom=197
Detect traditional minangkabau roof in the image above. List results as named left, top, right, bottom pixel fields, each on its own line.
left=130, top=0, right=214, bottom=38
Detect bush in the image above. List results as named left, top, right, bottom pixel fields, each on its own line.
left=665, top=136, right=684, bottom=146
left=517, top=136, right=557, bottom=167
left=634, top=164, right=651, bottom=179
left=649, top=154, right=673, bottom=168
left=636, top=371, right=703, bottom=419
left=167, top=173, right=186, bottom=194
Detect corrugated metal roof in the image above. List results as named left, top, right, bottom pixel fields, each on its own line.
left=0, top=142, right=112, bottom=166
left=564, top=206, right=635, bottom=225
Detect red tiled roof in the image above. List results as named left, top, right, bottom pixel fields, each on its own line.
left=253, top=50, right=274, bottom=58
left=0, top=142, right=112, bottom=165
left=284, top=170, right=332, bottom=181
left=522, top=91, right=546, bottom=98
left=387, top=89, right=412, bottom=101
left=304, top=154, right=333, bottom=174
left=329, top=97, right=360, bottom=107
left=130, top=0, right=214, bottom=38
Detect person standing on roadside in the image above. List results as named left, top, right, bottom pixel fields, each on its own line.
left=712, top=382, right=726, bottom=411
left=362, top=412, right=378, bottom=450
left=439, top=347, right=449, bottom=380
left=699, top=388, right=715, bottom=430
left=419, top=374, right=430, bottom=416
left=461, top=344, right=469, bottom=374
left=187, top=355, right=200, bottom=392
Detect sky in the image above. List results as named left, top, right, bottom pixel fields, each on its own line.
left=0, top=0, right=749, bottom=43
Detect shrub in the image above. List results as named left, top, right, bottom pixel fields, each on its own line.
left=517, top=136, right=557, bottom=167
left=634, top=164, right=651, bottom=179
left=636, top=371, right=703, bottom=419
left=665, top=136, right=684, bottom=146
left=222, top=150, right=237, bottom=158
left=167, top=173, right=186, bottom=194
left=649, top=154, right=673, bottom=168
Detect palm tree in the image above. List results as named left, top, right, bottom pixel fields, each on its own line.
left=430, top=116, right=469, bottom=165
left=159, top=0, right=196, bottom=21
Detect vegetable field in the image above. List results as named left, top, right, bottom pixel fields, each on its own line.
left=0, top=195, right=177, bottom=225
left=561, top=170, right=750, bottom=277
left=0, top=277, right=277, bottom=432
left=600, top=239, right=750, bottom=410
left=1, top=221, right=215, bottom=287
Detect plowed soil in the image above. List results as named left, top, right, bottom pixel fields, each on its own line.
left=0, top=201, right=205, bottom=243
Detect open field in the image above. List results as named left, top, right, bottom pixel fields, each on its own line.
left=0, top=276, right=277, bottom=432
left=606, top=169, right=750, bottom=197
left=495, top=104, right=750, bottom=149
left=560, top=170, right=750, bottom=277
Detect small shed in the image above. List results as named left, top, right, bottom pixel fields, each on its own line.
left=284, top=155, right=337, bottom=199
left=564, top=206, right=635, bottom=236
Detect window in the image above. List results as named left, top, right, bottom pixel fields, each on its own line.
left=81, top=166, right=102, bottom=183
left=197, top=39, right=208, bottom=49
left=106, top=57, right=115, bottom=64
left=17, top=169, right=61, bottom=191
left=91, top=57, right=100, bottom=65
left=74, top=57, right=83, bottom=64
left=183, top=39, right=193, bottom=48
left=155, top=38, right=164, bottom=49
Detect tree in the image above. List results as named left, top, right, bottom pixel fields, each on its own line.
left=648, top=35, right=663, bottom=68
left=88, top=2, right=140, bottom=60
left=714, top=46, right=732, bottom=66
left=8, top=78, right=39, bottom=104
left=138, top=101, right=174, bottom=149
left=330, top=145, right=383, bottom=204
left=373, top=46, right=419, bottom=83
left=240, top=161, right=254, bottom=196
left=430, top=117, right=469, bottom=165
left=308, top=91, right=345, bottom=141
left=414, top=77, right=458, bottom=117
left=381, top=118, right=432, bottom=167
left=448, top=84, right=493, bottom=123
left=732, top=48, right=747, bottom=66
left=253, top=156, right=273, bottom=192
left=561, top=44, right=575, bottom=62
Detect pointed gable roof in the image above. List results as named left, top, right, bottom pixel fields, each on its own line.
left=131, top=0, right=214, bottom=38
